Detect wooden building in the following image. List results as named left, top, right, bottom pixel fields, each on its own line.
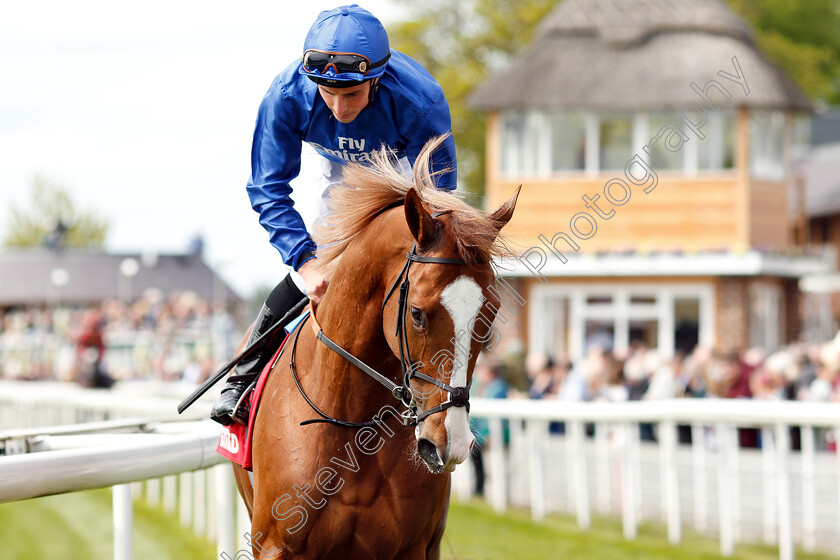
left=795, top=110, right=840, bottom=334
left=469, top=0, right=832, bottom=361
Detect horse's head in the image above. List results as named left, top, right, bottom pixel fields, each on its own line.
left=381, top=187, right=519, bottom=474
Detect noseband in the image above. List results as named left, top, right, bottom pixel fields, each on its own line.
left=290, top=223, right=476, bottom=429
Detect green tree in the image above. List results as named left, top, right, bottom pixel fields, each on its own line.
left=3, top=175, right=109, bottom=249
left=389, top=0, right=556, bottom=204
left=727, top=0, right=840, bottom=104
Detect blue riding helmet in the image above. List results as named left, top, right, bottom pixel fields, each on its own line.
left=298, top=4, right=391, bottom=87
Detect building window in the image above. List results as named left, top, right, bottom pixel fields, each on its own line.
left=801, top=292, right=836, bottom=343
left=529, top=283, right=714, bottom=362
left=647, top=113, right=685, bottom=171
left=750, top=110, right=785, bottom=180
left=501, top=109, right=526, bottom=176
left=532, top=295, right=569, bottom=360
left=501, top=110, right=549, bottom=176
left=749, top=283, right=783, bottom=351
left=501, top=110, right=584, bottom=176
left=599, top=115, right=633, bottom=170
left=674, top=298, right=701, bottom=354
left=698, top=110, right=735, bottom=170
left=550, top=112, right=586, bottom=172
left=499, top=110, right=739, bottom=177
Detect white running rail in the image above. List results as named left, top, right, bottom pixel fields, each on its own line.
left=3, top=382, right=840, bottom=560
left=458, top=398, right=840, bottom=560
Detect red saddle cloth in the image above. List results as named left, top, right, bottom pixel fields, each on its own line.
left=216, top=333, right=289, bottom=471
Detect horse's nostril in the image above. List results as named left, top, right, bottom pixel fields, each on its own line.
left=417, top=438, right=440, bottom=465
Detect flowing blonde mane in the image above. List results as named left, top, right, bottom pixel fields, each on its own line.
left=312, top=136, right=512, bottom=278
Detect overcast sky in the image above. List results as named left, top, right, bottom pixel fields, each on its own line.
left=0, top=0, right=403, bottom=298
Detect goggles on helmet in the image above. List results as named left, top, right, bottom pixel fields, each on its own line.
left=302, top=49, right=390, bottom=76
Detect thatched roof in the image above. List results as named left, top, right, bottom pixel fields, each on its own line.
left=470, top=0, right=810, bottom=112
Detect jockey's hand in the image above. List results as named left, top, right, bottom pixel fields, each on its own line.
left=298, top=259, right=329, bottom=305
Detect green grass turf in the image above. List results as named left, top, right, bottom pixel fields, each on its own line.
left=3, top=490, right=839, bottom=560
left=442, top=499, right=840, bottom=560
left=0, top=488, right=215, bottom=560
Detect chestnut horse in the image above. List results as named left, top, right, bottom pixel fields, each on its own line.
left=233, top=137, right=519, bottom=559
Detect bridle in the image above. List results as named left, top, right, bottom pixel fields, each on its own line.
left=290, top=214, right=477, bottom=429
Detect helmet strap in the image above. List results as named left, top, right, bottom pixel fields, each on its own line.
left=368, top=78, right=380, bottom=106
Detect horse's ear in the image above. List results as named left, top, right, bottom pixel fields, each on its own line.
left=488, top=185, right=521, bottom=231
left=405, top=188, right=439, bottom=250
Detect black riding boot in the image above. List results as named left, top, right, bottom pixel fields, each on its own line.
left=210, top=275, right=306, bottom=425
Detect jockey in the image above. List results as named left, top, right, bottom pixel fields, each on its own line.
left=211, top=4, right=457, bottom=425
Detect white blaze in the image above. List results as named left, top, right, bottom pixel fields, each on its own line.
left=440, top=275, right=481, bottom=465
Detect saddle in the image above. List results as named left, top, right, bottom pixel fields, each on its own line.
left=216, top=311, right=309, bottom=470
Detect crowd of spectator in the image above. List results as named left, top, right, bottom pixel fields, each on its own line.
left=468, top=334, right=840, bottom=460
left=511, top=335, right=840, bottom=402
left=7, top=291, right=840, bottom=408
left=6, top=289, right=840, bottom=412
left=0, top=289, right=242, bottom=385
left=471, top=335, right=840, bottom=407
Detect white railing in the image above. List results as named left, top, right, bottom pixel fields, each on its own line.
left=0, top=381, right=253, bottom=559
left=0, top=380, right=212, bottom=428
left=3, top=382, right=840, bottom=560
left=0, top=419, right=250, bottom=559
left=0, top=324, right=237, bottom=381
left=457, top=398, right=840, bottom=560
left=0, top=421, right=223, bottom=501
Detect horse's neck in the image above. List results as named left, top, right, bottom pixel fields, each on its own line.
left=311, top=240, right=400, bottom=399
left=317, top=279, right=387, bottom=358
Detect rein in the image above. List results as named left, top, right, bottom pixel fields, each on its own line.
left=291, top=219, right=476, bottom=429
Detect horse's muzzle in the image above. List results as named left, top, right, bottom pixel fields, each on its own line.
left=417, top=437, right=445, bottom=474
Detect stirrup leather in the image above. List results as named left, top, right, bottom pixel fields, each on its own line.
left=231, top=380, right=257, bottom=425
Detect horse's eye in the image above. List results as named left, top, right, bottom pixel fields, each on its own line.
left=410, top=307, right=426, bottom=328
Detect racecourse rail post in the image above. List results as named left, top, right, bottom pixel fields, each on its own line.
left=113, top=483, right=133, bottom=560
